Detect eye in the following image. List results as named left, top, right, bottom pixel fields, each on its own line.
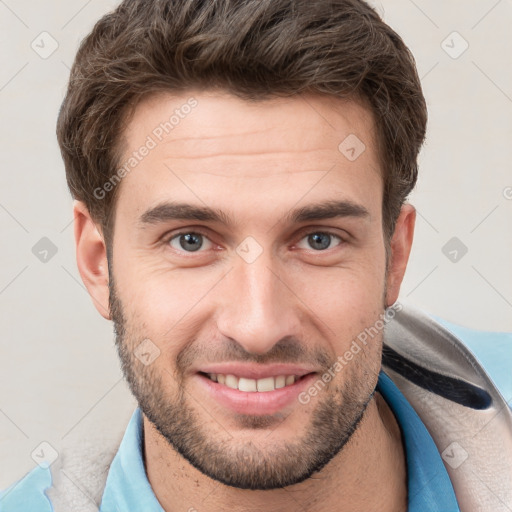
left=168, top=232, right=213, bottom=252
left=296, top=232, right=343, bottom=251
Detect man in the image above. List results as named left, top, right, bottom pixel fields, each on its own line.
left=1, top=0, right=511, bottom=511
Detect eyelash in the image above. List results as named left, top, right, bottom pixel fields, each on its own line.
left=162, top=229, right=345, bottom=255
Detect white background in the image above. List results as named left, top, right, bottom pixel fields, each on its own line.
left=0, top=0, right=511, bottom=489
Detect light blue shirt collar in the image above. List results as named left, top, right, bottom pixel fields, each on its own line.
left=99, top=371, right=460, bottom=511
left=99, top=408, right=164, bottom=511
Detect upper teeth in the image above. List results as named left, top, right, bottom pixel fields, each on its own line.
left=207, top=373, right=297, bottom=392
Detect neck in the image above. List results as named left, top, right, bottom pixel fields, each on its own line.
left=143, top=392, right=407, bottom=512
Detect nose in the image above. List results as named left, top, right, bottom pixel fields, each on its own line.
left=215, top=251, right=300, bottom=356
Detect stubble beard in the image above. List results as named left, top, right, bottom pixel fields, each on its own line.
left=108, top=272, right=382, bottom=490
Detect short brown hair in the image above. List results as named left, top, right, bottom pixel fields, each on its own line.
left=57, top=0, right=427, bottom=246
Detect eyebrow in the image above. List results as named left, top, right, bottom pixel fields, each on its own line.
left=288, top=200, right=370, bottom=223
left=138, top=199, right=370, bottom=228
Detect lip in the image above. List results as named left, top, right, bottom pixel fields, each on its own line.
left=195, top=370, right=318, bottom=416
left=196, top=363, right=317, bottom=380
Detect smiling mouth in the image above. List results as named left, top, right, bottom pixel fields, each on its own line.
left=199, top=372, right=311, bottom=392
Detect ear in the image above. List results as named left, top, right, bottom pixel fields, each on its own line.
left=385, top=204, right=416, bottom=307
left=73, top=201, right=111, bottom=320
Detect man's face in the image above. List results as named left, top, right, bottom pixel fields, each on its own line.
left=104, top=91, right=397, bottom=489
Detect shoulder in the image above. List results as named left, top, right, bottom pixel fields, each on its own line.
left=433, top=315, right=512, bottom=405
left=0, top=466, right=53, bottom=511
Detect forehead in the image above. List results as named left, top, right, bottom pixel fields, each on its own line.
left=114, top=90, right=382, bottom=226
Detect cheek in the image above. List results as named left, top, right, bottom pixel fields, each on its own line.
left=116, top=263, right=224, bottom=344
left=294, top=264, right=383, bottom=298
left=290, top=262, right=386, bottom=343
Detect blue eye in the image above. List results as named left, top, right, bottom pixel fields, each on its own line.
left=297, top=232, right=342, bottom=251
left=169, top=232, right=213, bottom=252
